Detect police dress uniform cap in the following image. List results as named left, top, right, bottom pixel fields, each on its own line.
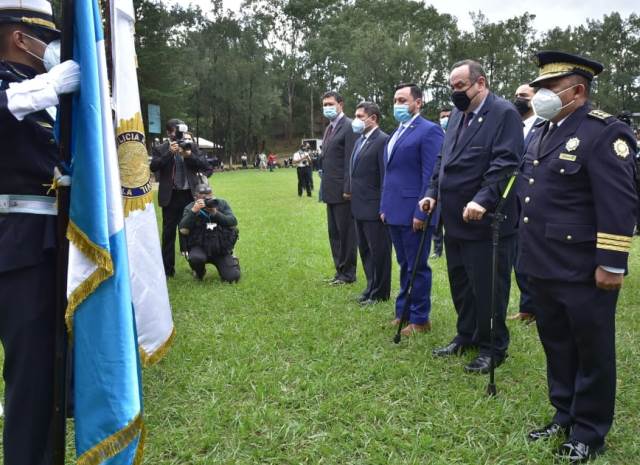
left=530, top=51, right=603, bottom=87
left=0, top=0, right=59, bottom=37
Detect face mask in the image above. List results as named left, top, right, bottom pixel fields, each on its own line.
left=531, top=85, right=578, bottom=121
left=439, top=117, right=449, bottom=130
left=513, top=98, right=530, bottom=116
left=450, top=81, right=478, bottom=112
left=393, top=104, right=412, bottom=123
left=351, top=115, right=372, bottom=134
left=323, top=106, right=338, bottom=120
left=22, top=33, right=60, bottom=71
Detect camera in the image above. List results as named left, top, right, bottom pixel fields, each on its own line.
left=174, top=123, right=193, bottom=151
left=205, top=198, right=219, bottom=209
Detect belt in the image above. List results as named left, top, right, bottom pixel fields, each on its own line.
left=0, top=194, right=57, bottom=215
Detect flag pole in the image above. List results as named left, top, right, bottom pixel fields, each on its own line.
left=52, top=0, right=75, bottom=462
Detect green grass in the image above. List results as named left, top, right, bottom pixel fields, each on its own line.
left=2, top=168, right=639, bottom=464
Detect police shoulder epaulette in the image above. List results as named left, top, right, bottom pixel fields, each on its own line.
left=588, top=109, right=614, bottom=123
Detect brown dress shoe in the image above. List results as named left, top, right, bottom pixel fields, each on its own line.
left=390, top=318, right=401, bottom=326
left=400, top=322, right=432, bottom=336
left=508, top=312, right=536, bottom=323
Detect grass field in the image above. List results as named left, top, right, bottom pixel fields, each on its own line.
left=2, top=168, right=639, bottom=464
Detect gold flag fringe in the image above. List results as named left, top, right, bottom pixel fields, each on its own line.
left=140, top=326, right=176, bottom=367
left=122, top=191, right=154, bottom=217
left=133, top=423, right=147, bottom=465
left=65, top=221, right=114, bottom=337
left=77, top=413, right=144, bottom=465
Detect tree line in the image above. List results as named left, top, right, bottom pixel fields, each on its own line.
left=54, top=0, right=640, bottom=158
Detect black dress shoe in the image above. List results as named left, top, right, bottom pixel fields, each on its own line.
left=555, top=440, right=605, bottom=463
left=463, top=353, right=506, bottom=374
left=433, top=342, right=467, bottom=357
left=359, top=299, right=378, bottom=307
left=527, top=422, right=569, bottom=441
left=356, top=293, right=370, bottom=303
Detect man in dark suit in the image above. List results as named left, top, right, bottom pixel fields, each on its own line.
left=0, top=2, right=80, bottom=463
left=519, top=51, right=637, bottom=463
left=380, top=83, right=444, bottom=335
left=509, top=83, right=544, bottom=322
left=150, top=119, right=210, bottom=277
left=344, top=102, right=391, bottom=304
left=319, top=91, right=357, bottom=285
left=421, top=60, right=522, bottom=372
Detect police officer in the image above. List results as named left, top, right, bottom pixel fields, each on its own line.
left=0, top=1, right=80, bottom=463
left=519, top=51, right=638, bottom=462
left=179, top=184, right=241, bottom=283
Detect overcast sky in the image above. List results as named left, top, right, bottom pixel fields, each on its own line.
left=175, top=0, right=637, bottom=33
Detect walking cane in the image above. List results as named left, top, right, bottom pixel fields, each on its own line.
left=393, top=209, right=433, bottom=344
left=485, top=171, right=518, bottom=397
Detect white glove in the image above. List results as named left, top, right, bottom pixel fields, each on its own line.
left=45, top=60, right=81, bottom=95
left=5, top=60, right=80, bottom=121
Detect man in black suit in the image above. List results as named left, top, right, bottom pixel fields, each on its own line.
left=150, top=119, right=210, bottom=277
left=421, top=59, right=523, bottom=373
left=509, top=84, right=544, bottom=322
left=344, top=102, right=391, bottom=304
left=319, top=91, right=357, bottom=285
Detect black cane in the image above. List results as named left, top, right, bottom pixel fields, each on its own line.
left=485, top=173, right=517, bottom=397
left=393, top=209, right=433, bottom=344
left=52, top=1, right=75, bottom=462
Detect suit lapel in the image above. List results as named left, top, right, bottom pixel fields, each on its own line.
left=444, top=94, right=494, bottom=167
left=387, top=117, right=421, bottom=165
left=538, top=106, right=589, bottom=160
left=352, top=129, right=378, bottom=174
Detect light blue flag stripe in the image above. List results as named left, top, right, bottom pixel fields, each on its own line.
left=68, top=0, right=144, bottom=463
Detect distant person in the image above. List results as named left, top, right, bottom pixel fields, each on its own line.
left=179, top=184, right=241, bottom=283
left=345, top=102, right=391, bottom=304
left=259, top=152, right=267, bottom=170
left=267, top=152, right=277, bottom=171
left=319, top=91, right=357, bottom=285
left=293, top=145, right=312, bottom=197
left=380, top=83, right=443, bottom=335
left=241, top=153, right=248, bottom=169
left=151, top=119, right=210, bottom=277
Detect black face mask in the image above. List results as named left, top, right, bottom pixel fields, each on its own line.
left=513, top=97, right=530, bottom=116
left=451, top=82, right=478, bottom=112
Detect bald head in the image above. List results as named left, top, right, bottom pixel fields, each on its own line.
left=513, top=84, right=537, bottom=119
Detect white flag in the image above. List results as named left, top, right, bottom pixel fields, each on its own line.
left=111, top=0, right=174, bottom=365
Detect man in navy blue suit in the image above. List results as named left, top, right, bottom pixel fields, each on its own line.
left=380, top=83, right=444, bottom=336
left=421, top=60, right=522, bottom=372
left=509, top=83, right=544, bottom=322
left=344, top=102, right=391, bottom=305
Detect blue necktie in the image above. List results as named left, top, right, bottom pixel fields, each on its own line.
left=351, top=136, right=366, bottom=170
left=387, top=124, right=406, bottom=161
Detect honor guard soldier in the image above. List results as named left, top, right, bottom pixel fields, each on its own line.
left=518, top=51, right=638, bottom=462
left=0, top=1, right=80, bottom=464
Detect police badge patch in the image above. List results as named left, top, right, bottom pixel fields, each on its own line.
left=613, top=139, right=630, bottom=159
left=565, top=137, right=580, bottom=152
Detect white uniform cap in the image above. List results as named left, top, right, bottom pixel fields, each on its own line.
left=0, top=0, right=59, bottom=35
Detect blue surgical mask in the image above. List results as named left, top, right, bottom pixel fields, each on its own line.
left=393, top=104, right=412, bottom=123
left=323, top=106, right=338, bottom=120
left=351, top=118, right=365, bottom=134
left=439, top=117, right=449, bottom=130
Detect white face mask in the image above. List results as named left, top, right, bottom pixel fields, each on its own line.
left=22, top=33, right=61, bottom=72
left=531, top=85, right=578, bottom=121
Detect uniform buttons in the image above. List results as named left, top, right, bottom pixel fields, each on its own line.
left=560, top=168, right=565, bottom=174
left=533, top=160, right=539, bottom=166
left=529, top=178, right=535, bottom=185
left=566, top=235, right=572, bottom=241
left=525, top=196, right=531, bottom=203
left=523, top=217, right=529, bottom=224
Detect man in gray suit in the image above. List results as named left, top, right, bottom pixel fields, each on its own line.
left=320, top=91, right=358, bottom=284
left=344, top=102, right=391, bottom=304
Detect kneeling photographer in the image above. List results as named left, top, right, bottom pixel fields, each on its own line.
left=179, top=184, right=241, bottom=283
